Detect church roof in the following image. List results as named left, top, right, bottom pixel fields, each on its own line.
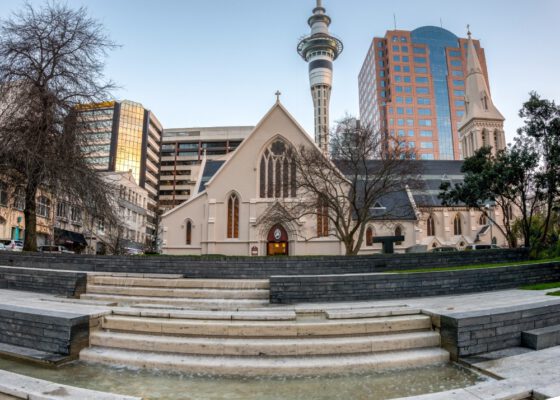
left=198, top=160, right=226, bottom=194
left=459, top=33, right=504, bottom=130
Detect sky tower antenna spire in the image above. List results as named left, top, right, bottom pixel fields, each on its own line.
left=297, top=0, right=343, bottom=155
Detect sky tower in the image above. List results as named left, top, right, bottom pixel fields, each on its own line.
left=297, top=0, right=343, bottom=155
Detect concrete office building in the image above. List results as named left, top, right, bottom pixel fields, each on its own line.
left=77, top=100, right=163, bottom=243
left=158, top=126, right=253, bottom=212
left=358, top=26, right=491, bottom=160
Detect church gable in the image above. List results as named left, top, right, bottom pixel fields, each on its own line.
left=203, top=101, right=319, bottom=201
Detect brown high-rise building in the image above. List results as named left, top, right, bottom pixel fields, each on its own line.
left=358, top=26, right=490, bottom=160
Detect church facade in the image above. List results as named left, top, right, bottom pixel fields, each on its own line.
left=160, top=101, right=507, bottom=256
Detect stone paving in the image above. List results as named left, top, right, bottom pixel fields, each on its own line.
left=394, top=345, right=560, bottom=399
left=2, top=276, right=560, bottom=399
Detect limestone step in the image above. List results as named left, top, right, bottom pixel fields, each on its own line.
left=89, top=276, right=269, bottom=290
left=326, top=307, right=421, bottom=319
left=90, top=330, right=440, bottom=357
left=112, top=307, right=297, bottom=321
left=101, top=314, right=432, bottom=337
left=85, top=284, right=269, bottom=299
left=80, top=346, right=449, bottom=376
left=80, top=293, right=269, bottom=309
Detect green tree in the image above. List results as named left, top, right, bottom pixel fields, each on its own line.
left=518, top=92, right=560, bottom=246
left=440, top=92, right=560, bottom=249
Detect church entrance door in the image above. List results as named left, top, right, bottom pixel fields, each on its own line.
left=267, top=225, right=289, bottom=256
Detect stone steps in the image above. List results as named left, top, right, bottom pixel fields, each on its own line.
left=80, top=346, right=449, bottom=376
left=80, top=293, right=269, bottom=309
left=90, top=329, right=440, bottom=357
left=101, top=314, right=432, bottom=337
left=325, top=307, right=422, bottom=319
left=89, top=275, right=269, bottom=290
left=112, top=307, right=297, bottom=321
left=78, top=276, right=447, bottom=376
left=85, top=284, right=269, bottom=299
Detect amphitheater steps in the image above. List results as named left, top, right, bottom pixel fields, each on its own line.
left=81, top=275, right=271, bottom=309
left=79, top=293, right=269, bottom=309
left=100, top=314, right=432, bottom=337
left=79, top=275, right=449, bottom=375
left=90, top=330, right=440, bottom=356
left=80, top=346, right=449, bottom=376
left=89, top=275, right=269, bottom=290
left=85, top=285, right=269, bottom=300
left=112, top=307, right=297, bottom=321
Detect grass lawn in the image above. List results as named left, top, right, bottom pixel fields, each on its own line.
left=520, top=282, right=560, bottom=290
left=389, top=257, right=560, bottom=274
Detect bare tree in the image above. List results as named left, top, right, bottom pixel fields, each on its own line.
left=267, top=116, right=421, bottom=255
left=0, top=2, right=117, bottom=251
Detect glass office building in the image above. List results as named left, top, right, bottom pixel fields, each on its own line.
left=358, top=26, right=490, bottom=160
left=78, top=100, right=163, bottom=243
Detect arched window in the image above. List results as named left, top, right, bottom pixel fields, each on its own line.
left=453, top=214, right=462, bottom=235
left=227, top=193, right=239, bottom=239
left=186, top=220, right=192, bottom=245
left=366, top=226, right=374, bottom=246
left=317, top=197, right=329, bottom=237
left=37, top=196, right=51, bottom=218
left=0, top=181, right=7, bottom=207
left=481, top=130, right=488, bottom=147
left=504, top=203, right=513, bottom=220
left=479, top=214, right=488, bottom=225
left=427, top=215, right=435, bottom=237
left=259, top=139, right=296, bottom=199
left=395, top=225, right=403, bottom=245
left=494, top=131, right=500, bottom=150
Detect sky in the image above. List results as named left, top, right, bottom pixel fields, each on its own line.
left=0, top=0, right=559, bottom=144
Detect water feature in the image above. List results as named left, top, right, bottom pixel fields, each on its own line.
left=0, top=357, right=487, bottom=400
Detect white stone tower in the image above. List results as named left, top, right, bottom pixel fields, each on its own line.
left=297, top=0, right=343, bottom=155
left=458, top=29, right=505, bottom=159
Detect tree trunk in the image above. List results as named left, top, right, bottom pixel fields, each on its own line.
left=23, top=185, right=38, bottom=252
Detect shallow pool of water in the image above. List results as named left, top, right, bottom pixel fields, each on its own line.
left=0, top=357, right=487, bottom=400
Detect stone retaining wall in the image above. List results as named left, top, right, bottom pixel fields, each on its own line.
left=0, top=304, right=89, bottom=357
left=0, top=249, right=528, bottom=279
left=439, top=300, right=560, bottom=360
left=0, top=266, right=87, bottom=297
left=269, top=262, right=560, bottom=303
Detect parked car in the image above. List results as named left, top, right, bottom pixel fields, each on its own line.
left=0, top=240, right=23, bottom=252
left=0, top=243, right=5, bottom=251
left=38, top=245, right=75, bottom=254
left=430, top=246, right=458, bottom=252
left=465, top=244, right=501, bottom=251
left=125, top=248, right=144, bottom=256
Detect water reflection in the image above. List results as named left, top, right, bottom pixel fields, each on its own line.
left=0, top=357, right=486, bottom=400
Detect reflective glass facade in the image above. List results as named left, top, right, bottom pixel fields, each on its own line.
left=358, top=26, right=489, bottom=160
left=411, top=26, right=457, bottom=160
left=115, top=101, right=145, bottom=183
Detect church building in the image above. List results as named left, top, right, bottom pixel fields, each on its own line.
left=160, top=3, right=508, bottom=256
